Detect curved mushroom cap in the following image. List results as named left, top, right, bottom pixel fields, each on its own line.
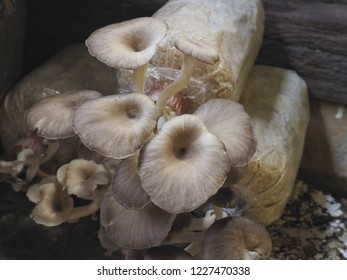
left=73, top=93, right=157, bottom=159
left=175, top=35, right=219, bottom=65
left=26, top=175, right=57, bottom=203
left=201, top=217, right=272, bottom=260
left=86, top=17, right=167, bottom=69
left=111, top=153, right=151, bottom=209
left=125, top=245, right=192, bottom=260
left=139, top=114, right=230, bottom=214
left=25, top=90, right=102, bottom=139
left=100, top=187, right=176, bottom=249
left=30, top=182, right=73, bottom=227
left=57, top=158, right=110, bottom=200
left=194, top=99, right=256, bottom=167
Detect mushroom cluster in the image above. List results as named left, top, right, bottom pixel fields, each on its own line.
left=0, top=17, right=272, bottom=259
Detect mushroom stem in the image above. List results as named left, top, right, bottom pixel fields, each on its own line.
left=156, top=55, right=198, bottom=114
left=133, top=64, right=148, bottom=93
left=213, top=205, right=226, bottom=220
left=184, top=242, right=202, bottom=257
left=187, top=214, right=216, bottom=231
left=67, top=201, right=100, bottom=222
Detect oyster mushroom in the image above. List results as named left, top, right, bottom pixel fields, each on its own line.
left=194, top=99, right=256, bottom=167
left=139, top=114, right=230, bottom=214
left=111, top=152, right=150, bottom=210
left=25, top=90, right=102, bottom=139
left=86, top=17, right=167, bottom=93
left=57, top=158, right=110, bottom=200
left=100, top=187, right=176, bottom=249
left=73, top=93, right=157, bottom=159
left=156, top=35, right=219, bottom=114
left=201, top=217, right=272, bottom=260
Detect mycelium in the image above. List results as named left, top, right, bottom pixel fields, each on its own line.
left=201, top=216, right=272, bottom=260
left=72, top=93, right=157, bottom=159
left=100, top=186, right=176, bottom=250
left=155, top=35, right=219, bottom=115
left=25, top=90, right=102, bottom=139
left=110, top=152, right=151, bottom=210
left=86, top=17, right=167, bottom=93
left=138, top=114, right=230, bottom=214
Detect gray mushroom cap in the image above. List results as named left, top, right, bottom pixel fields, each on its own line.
left=100, top=187, right=176, bottom=249
left=138, top=114, right=230, bottom=214
left=25, top=90, right=102, bottom=139
left=194, top=99, right=256, bottom=167
left=201, top=217, right=272, bottom=260
left=86, top=17, right=167, bottom=69
left=72, top=93, right=157, bottom=159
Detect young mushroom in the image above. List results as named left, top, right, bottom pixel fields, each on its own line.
left=156, top=35, right=219, bottom=114
left=25, top=90, right=102, bottom=139
left=194, top=99, right=256, bottom=167
left=201, top=217, right=272, bottom=260
left=72, top=93, right=157, bottom=159
left=111, top=152, right=151, bottom=210
left=100, top=186, right=176, bottom=250
left=86, top=17, right=168, bottom=93
left=138, top=114, right=230, bottom=214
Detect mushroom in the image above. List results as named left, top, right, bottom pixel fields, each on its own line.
left=194, top=99, right=256, bottom=167
left=124, top=245, right=192, bottom=260
left=98, top=226, right=120, bottom=257
left=30, top=182, right=101, bottom=226
left=139, top=114, right=230, bottom=214
left=156, top=35, right=219, bottom=114
left=57, top=158, right=110, bottom=200
left=26, top=175, right=57, bottom=203
left=0, top=160, right=25, bottom=178
left=86, top=17, right=168, bottom=93
left=25, top=90, right=102, bottom=139
left=201, top=217, right=272, bottom=260
left=100, top=187, right=176, bottom=250
left=111, top=152, right=151, bottom=209
left=72, top=93, right=157, bottom=159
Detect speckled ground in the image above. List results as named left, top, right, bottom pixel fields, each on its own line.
left=1, top=181, right=346, bottom=259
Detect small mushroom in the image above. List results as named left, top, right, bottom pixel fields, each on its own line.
left=73, top=93, right=157, bottom=159
left=111, top=153, right=151, bottom=209
left=100, top=187, right=176, bottom=250
left=194, top=99, right=256, bottom=167
left=201, top=217, right=272, bottom=260
left=156, top=35, right=219, bottom=114
left=86, top=17, right=167, bottom=93
left=25, top=90, right=102, bottom=139
left=26, top=175, right=57, bottom=203
left=124, top=245, right=193, bottom=260
left=57, top=158, right=110, bottom=200
left=139, top=114, right=230, bottom=214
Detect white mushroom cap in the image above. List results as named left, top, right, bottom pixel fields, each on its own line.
left=138, top=114, right=230, bottom=214
left=111, top=153, right=151, bottom=209
left=194, top=99, right=256, bottom=167
left=30, top=182, right=74, bottom=226
left=86, top=17, right=167, bottom=69
left=73, top=93, right=157, bottom=159
left=25, top=90, right=102, bottom=139
left=100, top=187, right=176, bottom=250
left=201, top=217, right=272, bottom=260
left=26, top=175, right=57, bottom=203
left=57, top=158, right=110, bottom=200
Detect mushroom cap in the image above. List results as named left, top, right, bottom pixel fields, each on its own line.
left=201, top=217, right=272, bottom=260
left=25, top=90, right=102, bottom=139
left=30, top=182, right=74, bottom=226
left=138, top=114, right=230, bottom=214
left=57, top=158, right=110, bottom=200
left=111, top=153, right=151, bottom=209
left=175, top=35, right=219, bottom=65
left=194, top=99, right=256, bottom=167
left=100, top=187, right=176, bottom=249
left=86, top=17, right=167, bottom=69
left=124, top=245, right=192, bottom=260
left=73, top=93, right=157, bottom=159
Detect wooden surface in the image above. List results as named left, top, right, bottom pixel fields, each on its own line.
left=257, top=0, right=347, bottom=104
